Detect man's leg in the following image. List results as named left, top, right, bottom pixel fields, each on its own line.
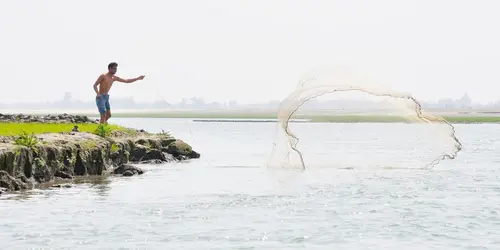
left=96, top=97, right=107, bottom=124
left=105, top=110, right=111, bottom=123
left=104, top=96, right=111, bottom=123
left=100, top=113, right=106, bottom=124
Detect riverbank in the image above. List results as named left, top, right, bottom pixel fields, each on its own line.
left=0, top=114, right=200, bottom=195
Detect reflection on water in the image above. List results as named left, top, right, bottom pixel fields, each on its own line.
left=73, top=175, right=113, bottom=198
left=1, top=175, right=113, bottom=201
left=0, top=189, right=42, bottom=201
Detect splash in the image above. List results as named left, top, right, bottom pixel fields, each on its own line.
left=267, top=67, right=462, bottom=170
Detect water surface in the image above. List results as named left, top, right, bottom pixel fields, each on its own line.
left=1, top=118, right=499, bottom=249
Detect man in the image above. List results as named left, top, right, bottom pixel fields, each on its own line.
left=93, top=62, right=145, bottom=124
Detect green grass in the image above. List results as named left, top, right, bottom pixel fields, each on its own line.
left=110, top=143, right=120, bottom=153
left=0, top=122, right=133, bottom=136
left=308, top=115, right=408, bottom=123
left=72, top=111, right=500, bottom=123
left=14, top=131, right=39, bottom=151
left=309, top=115, right=500, bottom=123
left=438, top=116, right=500, bottom=123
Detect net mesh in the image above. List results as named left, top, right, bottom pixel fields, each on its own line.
left=267, top=67, right=463, bottom=170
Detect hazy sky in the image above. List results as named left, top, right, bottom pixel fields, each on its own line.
left=1, top=0, right=499, bottom=104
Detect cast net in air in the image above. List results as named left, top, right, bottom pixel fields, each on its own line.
left=267, top=68, right=462, bottom=170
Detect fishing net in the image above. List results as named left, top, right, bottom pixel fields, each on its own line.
left=267, top=67, right=462, bottom=170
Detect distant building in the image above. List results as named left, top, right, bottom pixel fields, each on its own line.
left=437, top=98, right=455, bottom=109
left=63, top=92, right=72, bottom=102
left=457, top=93, right=472, bottom=108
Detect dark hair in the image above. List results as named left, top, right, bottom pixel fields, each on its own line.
left=108, top=62, right=118, bottom=70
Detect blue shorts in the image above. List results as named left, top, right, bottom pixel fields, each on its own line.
left=96, top=94, right=110, bottom=115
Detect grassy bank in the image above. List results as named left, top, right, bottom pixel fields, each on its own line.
left=309, top=115, right=500, bottom=123
left=0, top=120, right=199, bottom=192
left=0, top=122, right=133, bottom=136
left=70, top=111, right=500, bottom=123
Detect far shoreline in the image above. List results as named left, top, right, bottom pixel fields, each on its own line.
left=2, top=109, right=500, bottom=123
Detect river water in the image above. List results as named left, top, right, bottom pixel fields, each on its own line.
left=1, top=118, right=499, bottom=249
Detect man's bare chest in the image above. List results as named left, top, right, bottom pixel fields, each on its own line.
left=102, top=76, right=115, bottom=86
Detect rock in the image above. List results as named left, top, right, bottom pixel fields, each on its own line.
left=129, top=145, right=148, bottom=162
left=0, top=170, right=29, bottom=191
left=113, top=164, right=145, bottom=176
left=123, top=170, right=134, bottom=176
left=74, top=115, right=89, bottom=123
left=165, top=140, right=189, bottom=156
left=0, top=113, right=97, bottom=124
left=54, top=170, right=73, bottom=179
left=142, top=149, right=167, bottom=162
left=51, top=184, right=72, bottom=188
left=74, top=152, right=86, bottom=176
left=0, top=187, right=7, bottom=195
left=165, top=139, right=200, bottom=159
left=138, top=159, right=164, bottom=164
left=189, top=150, right=201, bottom=159
left=129, top=143, right=170, bottom=163
left=33, top=158, right=52, bottom=183
left=16, top=174, right=33, bottom=189
left=160, top=138, right=176, bottom=147
left=175, top=155, right=189, bottom=161
left=135, top=139, right=148, bottom=146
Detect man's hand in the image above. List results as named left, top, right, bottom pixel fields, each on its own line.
left=138, top=75, right=145, bottom=80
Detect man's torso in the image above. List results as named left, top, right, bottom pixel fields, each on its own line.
left=98, top=74, right=116, bottom=95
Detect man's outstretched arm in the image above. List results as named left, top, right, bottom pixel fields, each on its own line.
left=114, top=75, right=145, bottom=83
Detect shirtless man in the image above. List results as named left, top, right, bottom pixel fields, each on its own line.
left=93, top=62, right=145, bottom=124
